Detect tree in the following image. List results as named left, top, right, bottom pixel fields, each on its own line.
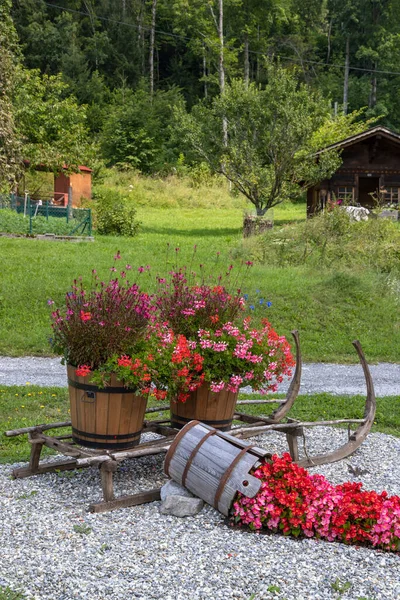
left=0, top=0, right=22, bottom=188
left=14, top=70, right=89, bottom=173
left=100, top=84, right=185, bottom=172
left=178, top=65, right=370, bottom=215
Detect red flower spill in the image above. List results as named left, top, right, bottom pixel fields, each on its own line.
left=232, top=453, right=400, bottom=552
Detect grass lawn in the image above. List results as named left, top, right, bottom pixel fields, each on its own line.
left=0, top=198, right=399, bottom=362
left=1, top=385, right=399, bottom=465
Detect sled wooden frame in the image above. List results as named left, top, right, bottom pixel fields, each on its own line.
left=4, top=337, right=375, bottom=514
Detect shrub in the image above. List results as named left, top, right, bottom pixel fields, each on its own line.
left=92, top=187, right=140, bottom=236
left=237, top=206, right=400, bottom=274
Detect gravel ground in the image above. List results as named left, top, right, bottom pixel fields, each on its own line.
left=1, top=427, right=399, bottom=600
left=1, top=356, right=400, bottom=395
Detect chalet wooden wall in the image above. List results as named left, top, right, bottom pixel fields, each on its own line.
left=307, top=128, right=400, bottom=215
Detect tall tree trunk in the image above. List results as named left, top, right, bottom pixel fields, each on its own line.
left=370, top=63, right=377, bottom=108
left=343, top=35, right=350, bottom=115
left=218, top=0, right=227, bottom=146
left=218, top=0, right=225, bottom=95
left=122, top=0, right=126, bottom=17
left=327, top=18, right=332, bottom=63
left=149, top=0, right=157, bottom=99
left=203, top=43, right=208, bottom=99
left=256, top=25, right=260, bottom=82
left=244, top=32, right=249, bottom=88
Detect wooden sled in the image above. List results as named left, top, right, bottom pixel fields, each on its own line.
left=4, top=338, right=375, bottom=513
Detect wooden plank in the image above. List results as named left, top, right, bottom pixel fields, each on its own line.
left=12, top=458, right=78, bottom=478
left=34, top=435, right=93, bottom=458
left=5, top=421, right=72, bottom=437
left=28, top=437, right=44, bottom=472
left=231, top=419, right=365, bottom=438
left=100, top=460, right=117, bottom=502
left=89, top=488, right=161, bottom=513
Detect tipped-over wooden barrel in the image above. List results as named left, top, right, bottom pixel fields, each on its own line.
left=67, top=365, right=148, bottom=449
left=170, top=385, right=238, bottom=431
left=164, top=420, right=271, bottom=516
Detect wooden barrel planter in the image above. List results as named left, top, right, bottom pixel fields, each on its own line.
left=170, top=385, right=238, bottom=431
left=67, top=365, right=148, bottom=449
left=164, top=420, right=271, bottom=516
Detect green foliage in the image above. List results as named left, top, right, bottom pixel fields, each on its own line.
left=0, top=0, right=22, bottom=188
left=331, top=578, right=352, bottom=596
left=73, top=523, right=92, bottom=535
left=238, top=207, right=400, bottom=274
left=178, top=68, right=368, bottom=215
left=100, top=85, right=185, bottom=173
left=14, top=69, right=89, bottom=172
left=92, top=187, right=140, bottom=236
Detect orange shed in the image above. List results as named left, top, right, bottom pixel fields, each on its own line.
left=54, top=165, right=92, bottom=207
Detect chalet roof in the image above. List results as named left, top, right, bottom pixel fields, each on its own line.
left=315, top=125, right=400, bottom=155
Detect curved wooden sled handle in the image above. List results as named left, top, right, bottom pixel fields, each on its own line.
left=267, top=330, right=302, bottom=423
left=296, top=340, right=376, bottom=468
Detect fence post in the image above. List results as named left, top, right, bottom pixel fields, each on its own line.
left=46, top=201, right=49, bottom=221
left=67, top=186, right=73, bottom=223
left=24, top=192, right=28, bottom=217
left=88, top=209, right=92, bottom=236
left=29, top=204, right=33, bottom=235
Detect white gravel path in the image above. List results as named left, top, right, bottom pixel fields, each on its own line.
left=0, top=356, right=399, bottom=396
left=1, top=427, right=399, bottom=600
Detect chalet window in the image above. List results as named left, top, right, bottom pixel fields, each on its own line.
left=336, top=186, right=354, bottom=202
left=381, top=187, right=399, bottom=204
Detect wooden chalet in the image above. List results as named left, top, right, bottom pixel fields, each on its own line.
left=307, top=126, right=400, bottom=216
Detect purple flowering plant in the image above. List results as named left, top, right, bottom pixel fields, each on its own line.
left=49, top=252, right=155, bottom=369
left=154, top=246, right=254, bottom=338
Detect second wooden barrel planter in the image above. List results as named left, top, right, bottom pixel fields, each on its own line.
left=170, top=385, right=239, bottom=431
left=164, top=420, right=271, bottom=516
left=67, top=365, right=148, bottom=449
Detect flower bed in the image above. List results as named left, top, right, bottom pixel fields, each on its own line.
left=232, top=453, right=400, bottom=552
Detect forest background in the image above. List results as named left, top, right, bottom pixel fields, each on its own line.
left=3, top=0, right=400, bottom=184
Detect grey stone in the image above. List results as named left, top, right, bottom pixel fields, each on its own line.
left=160, top=479, right=193, bottom=501
left=160, top=495, right=204, bottom=517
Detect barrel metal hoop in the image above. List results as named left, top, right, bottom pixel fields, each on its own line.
left=164, top=420, right=200, bottom=477
left=71, top=427, right=140, bottom=441
left=68, top=378, right=137, bottom=394
left=181, top=429, right=217, bottom=488
left=213, top=445, right=255, bottom=510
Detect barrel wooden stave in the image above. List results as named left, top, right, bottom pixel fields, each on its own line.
left=170, top=385, right=238, bottom=431
left=67, top=365, right=148, bottom=449
left=165, top=421, right=269, bottom=516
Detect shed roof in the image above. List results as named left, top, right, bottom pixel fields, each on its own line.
left=316, top=125, right=400, bottom=155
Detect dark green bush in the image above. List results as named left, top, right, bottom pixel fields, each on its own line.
left=92, top=187, right=140, bottom=236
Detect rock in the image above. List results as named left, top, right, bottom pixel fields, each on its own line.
left=160, top=480, right=193, bottom=501
left=160, top=495, right=204, bottom=517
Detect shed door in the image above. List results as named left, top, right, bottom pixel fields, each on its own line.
left=358, top=176, right=379, bottom=208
